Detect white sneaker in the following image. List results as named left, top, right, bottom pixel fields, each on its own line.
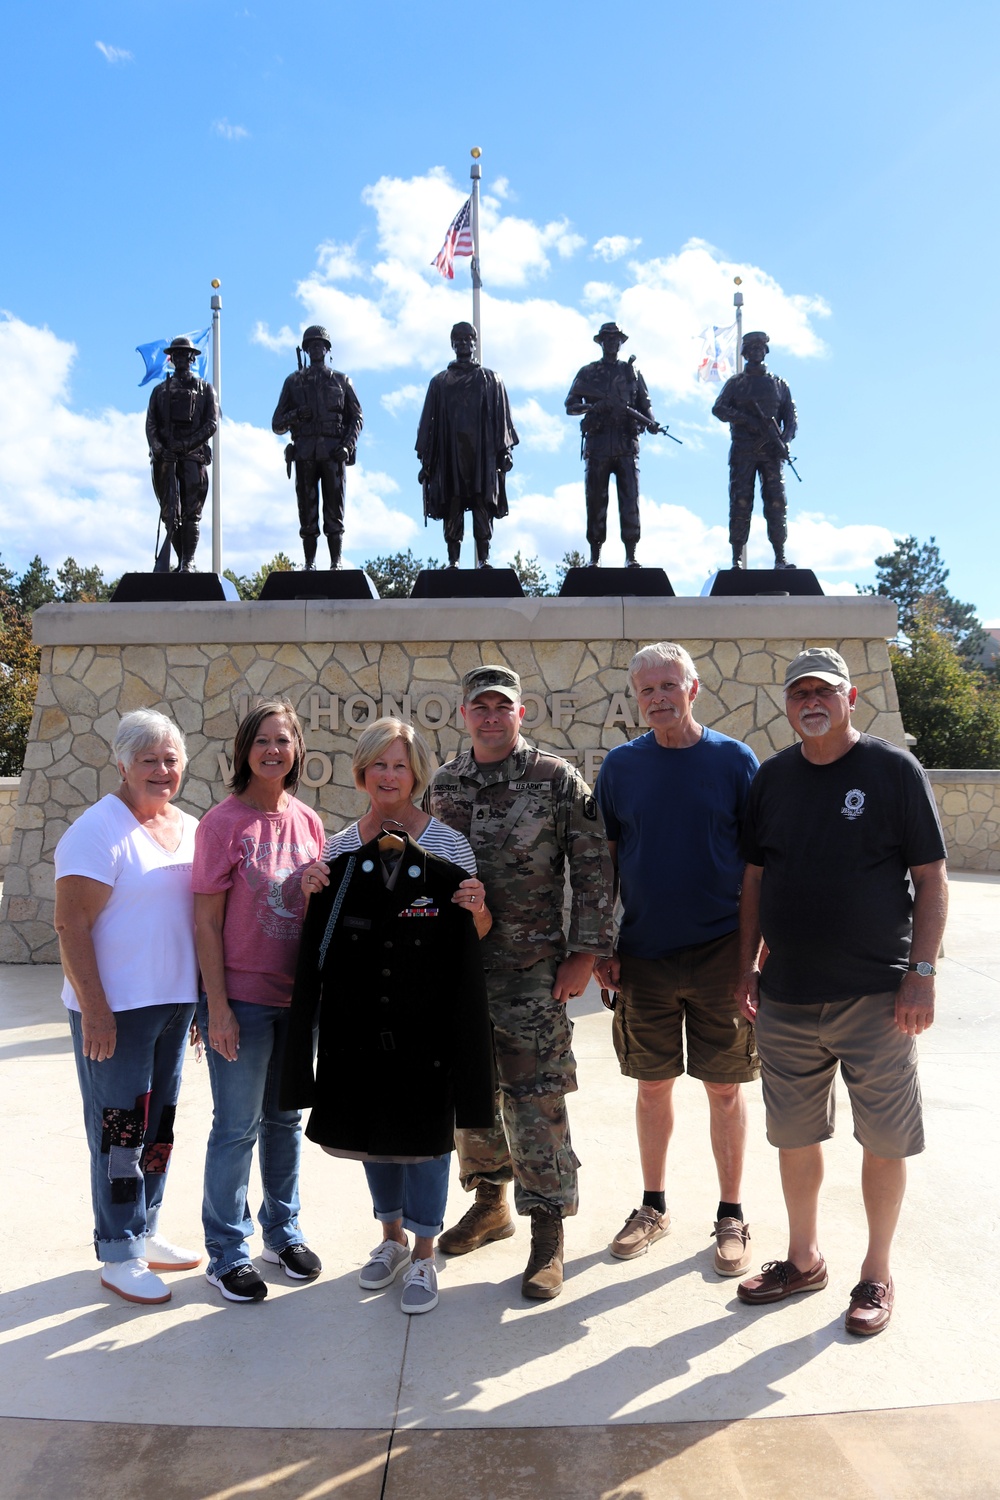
left=358, top=1239, right=410, bottom=1290
left=400, top=1256, right=439, bottom=1315
left=144, top=1233, right=202, bottom=1271
left=101, top=1258, right=171, bottom=1305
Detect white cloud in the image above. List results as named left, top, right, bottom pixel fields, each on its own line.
left=315, top=241, right=364, bottom=281
left=213, top=119, right=249, bottom=142
left=490, top=177, right=512, bottom=201
left=593, top=236, right=641, bottom=262
left=251, top=321, right=298, bottom=353
left=380, top=384, right=424, bottom=418
left=786, top=512, right=896, bottom=571
left=0, top=314, right=415, bottom=580
left=511, top=398, right=567, bottom=453
left=95, top=42, right=132, bottom=63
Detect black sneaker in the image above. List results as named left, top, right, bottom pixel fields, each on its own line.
left=262, top=1243, right=322, bottom=1281
left=206, top=1264, right=268, bottom=1302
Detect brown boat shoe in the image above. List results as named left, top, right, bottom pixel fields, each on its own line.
left=737, top=1256, right=828, bottom=1304
left=609, top=1205, right=671, bottom=1261
left=713, top=1217, right=752, bottom=1276
left=845, top=1276, right=894, bottom=1336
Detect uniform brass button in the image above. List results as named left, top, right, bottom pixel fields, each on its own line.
left=414, top=938, right=421, bottom=946
left=350, top=933, right=358, bottom=941
left=433, top=1060, right=441, bottom=1067
left=380, top=996, right=389, bottom=1004
left=381, top=968, right=391, bottom=977
left=384, top=940, right=393, bottom=949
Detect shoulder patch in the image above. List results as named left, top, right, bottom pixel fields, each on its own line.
left=582, top=795, right=598, bottom=821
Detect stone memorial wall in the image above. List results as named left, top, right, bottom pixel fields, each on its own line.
left=1, top=594, right=900, bottom=962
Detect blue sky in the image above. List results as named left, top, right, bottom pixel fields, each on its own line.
left=1, top=1, right=997, bottom=614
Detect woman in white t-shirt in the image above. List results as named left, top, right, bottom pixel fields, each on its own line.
left=54, top=710, right=201, bottom=1308
left=300, top=717, right=490, bottom=1315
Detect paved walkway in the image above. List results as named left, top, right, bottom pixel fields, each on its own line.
left=1, top=873, right=998, bottom=1497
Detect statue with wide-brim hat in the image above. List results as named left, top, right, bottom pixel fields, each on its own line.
left=144, top=334, right=218, bottom=574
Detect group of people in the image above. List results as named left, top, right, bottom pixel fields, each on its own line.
left=54, top=641, right=947, bottom=1337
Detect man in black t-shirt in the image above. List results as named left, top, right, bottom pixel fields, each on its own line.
left=734, top=647, right=948, bottom=1336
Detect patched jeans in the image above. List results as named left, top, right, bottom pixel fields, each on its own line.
left=69, top=1002, right=195, bottom=1264
left=197, top=997, right=305, bottom=1277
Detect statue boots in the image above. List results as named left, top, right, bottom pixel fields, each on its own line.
left=624, top=543, right=641, bottom=569
left=446, top=540, right=462, bottom=569
left=476, top=538, right=492, bottom=569
left=588, top=547, right=601, bottom=567
left=178, top=521, right=199, bottom=572
left=522, top=1206, right=564, bottom=1301
left=327, top=535, right=343, bottom=570
left=303, top=537, right=318, bottom=571
left=438, top=1181, right=515, bottom=1255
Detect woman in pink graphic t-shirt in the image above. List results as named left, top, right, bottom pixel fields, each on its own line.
left=193, top=700, right=324, bottom=1304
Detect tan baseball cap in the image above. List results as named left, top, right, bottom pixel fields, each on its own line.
left=462, top=665, right=521, bottom=703
left=784, top=647, right=851, bottom=689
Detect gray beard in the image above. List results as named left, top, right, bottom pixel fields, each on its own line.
left=798, top=713, right=831, bottom=738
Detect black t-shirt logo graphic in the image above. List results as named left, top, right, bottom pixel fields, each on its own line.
left=841, top=788, right=866, bottom=821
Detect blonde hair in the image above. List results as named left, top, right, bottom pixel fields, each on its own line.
left=352, top=718, right=436, bottom=800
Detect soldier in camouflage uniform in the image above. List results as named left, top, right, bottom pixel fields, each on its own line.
left=426, top=665, right=614, bottom=1299
left=711, top=330, right=797, bottom=569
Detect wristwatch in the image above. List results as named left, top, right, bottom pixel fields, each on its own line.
left=907, top=961, right=936, bottom=977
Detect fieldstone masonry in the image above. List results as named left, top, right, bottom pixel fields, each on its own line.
left=2, top=595, right=903, bottom=962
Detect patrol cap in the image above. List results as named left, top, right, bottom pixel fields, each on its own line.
left=594, top=321, right=628, bottom=344
left=741, top=330, right=770, bottom=349
left=164, top=335, right=201, bottom=357
left=301, top=325, right=332, bottom=349
left=784, top=647, right=851, bottom=689
left=462, top=664, right=521, bottom=703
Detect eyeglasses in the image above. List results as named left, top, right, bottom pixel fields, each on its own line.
left=785, top=684, right=845, bottom=704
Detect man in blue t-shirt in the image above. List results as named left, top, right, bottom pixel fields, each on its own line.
left=594, top=641, right=760, bottom=1276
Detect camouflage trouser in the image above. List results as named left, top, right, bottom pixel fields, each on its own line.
left=455, top=957, right=580, bottom=1218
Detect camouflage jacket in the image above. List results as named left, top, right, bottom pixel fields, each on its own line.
left=426, top=737, right=614, bottom=972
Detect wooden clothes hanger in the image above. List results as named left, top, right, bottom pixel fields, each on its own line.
left=377, top=819, right=407, bottom=854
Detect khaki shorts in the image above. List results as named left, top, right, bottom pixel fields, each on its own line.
left=755, top=989, right=924, bottom=1158
left=614, top=932, right=760, bottom=1084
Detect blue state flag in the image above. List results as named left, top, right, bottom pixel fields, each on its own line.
left=136, top=326, right=211, bottom=386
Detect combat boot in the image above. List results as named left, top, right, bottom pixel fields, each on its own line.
left=327, top=535, right=343, bottom=569
left=521, top=1206, right=564, bottom=1300
left=303, top=536, right=318, bottom=571
left=588, top=547, right=601, bottom=567
left=438, top=1182, right=515, bottom=1255
left=624, top=544, right=641, bottom=569
left=446, top=540, right=462, bottom=569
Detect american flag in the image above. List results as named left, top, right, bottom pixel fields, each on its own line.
left=431, top=197, right=473, bottom=280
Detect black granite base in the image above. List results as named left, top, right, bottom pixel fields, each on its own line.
left=411, top=568, right=525, bottom=599
left=110, top=573, right=240, bottom=603
left=257, top=569, right=379, bottom=601
left=708, top=568, right=824, bottom=597
left=559, top=567, right=675, bottom=598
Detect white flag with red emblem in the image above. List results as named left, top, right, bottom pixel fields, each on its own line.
left=696, top=323, right=737, bottom=385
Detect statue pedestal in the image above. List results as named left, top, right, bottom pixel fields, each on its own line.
left=110, top=573, right=240, bottom=603
left=411, top=568, right=524, bottom=599
left=708, top=568, right=824, bottom=597
left=560, top=567, right=674, bottom=598
left=258, top=570, right=378, bottom=601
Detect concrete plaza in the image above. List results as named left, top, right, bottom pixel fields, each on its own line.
left=0, top=873, right=997, bottom=1497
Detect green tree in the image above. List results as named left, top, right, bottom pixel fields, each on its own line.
left=16, top=555, right=58, bottom=612
left=362, top=550, right=442, bottom=598
left=224, top=552, right=296, bottom=601
left=510, top=551, right=551, bottom=596
left=891, top=609, right=1000, bottom=769
left=56, top=557, right=113, bottom=603
left=0, top=588, right=40, bottom=774
left=860, top=535, right=985, bottom=662
left=555, top=550, right=587, bottom=590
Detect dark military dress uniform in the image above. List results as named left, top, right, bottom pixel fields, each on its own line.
left=281, top=835, right=494, bottom=1155
left=712, top=343, right=797, bottom=563
left=272, top=361, right=363, bottom=568
left=426, top=737, right=614, bottom=1216
left=145, top=370, right=218, bottom=572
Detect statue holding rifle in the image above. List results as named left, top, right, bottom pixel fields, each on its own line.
left=711, top=330, right=799, bottom=570
left=564, top=322, right=679, bottom=568
left=145, top=335, right=218, bottom=573
left=271, top=325, right=363, bottom=570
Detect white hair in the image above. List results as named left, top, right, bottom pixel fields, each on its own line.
left=112, top=710, right=187, bottom=772
left=627, top=642, right=697, bottom=693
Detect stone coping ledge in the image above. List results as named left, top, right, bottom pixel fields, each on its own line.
left=926, top=770, right=1000, bottom=783
left=33, top=594, right=897, bottom=647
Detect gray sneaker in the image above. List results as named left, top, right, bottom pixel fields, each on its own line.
left=358, top=1239, right=410, bottom=1290
left=400, top=1256, right=439, bottom=1315
left=610, top=1205, right=671, bottom=1260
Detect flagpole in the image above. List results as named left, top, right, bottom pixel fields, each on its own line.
left=733, top=278, right=745, bottom=568
left=210, top=280, right=222, bottom=573
left=470, top=147, right=482, bottom=362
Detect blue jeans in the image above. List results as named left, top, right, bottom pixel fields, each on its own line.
left=69, top=1003, right=195, bottom=1263
left=197, top=997, right=305, bottom=1277
left=363, top=1156, right=452, bottom=1239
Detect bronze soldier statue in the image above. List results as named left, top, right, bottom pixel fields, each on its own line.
left=145, top=336, right=218, bottom=573
left=711, top=330, right=798, bottom=569
left=271, top=325, right=363, bottom=570
left=416, top=322, right=518, bottom=569
left=565, top=322, right=668, bottom=568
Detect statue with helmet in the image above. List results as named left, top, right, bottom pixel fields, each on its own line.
left=711, top=330, right=798, bottom=569
left=415, top=321, right=518, bottom=569
left=145, top=335, right=218, bottom=573
left=271, top=325, right=364, bottom=570
left=564, top=322, right=671, bottom=569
